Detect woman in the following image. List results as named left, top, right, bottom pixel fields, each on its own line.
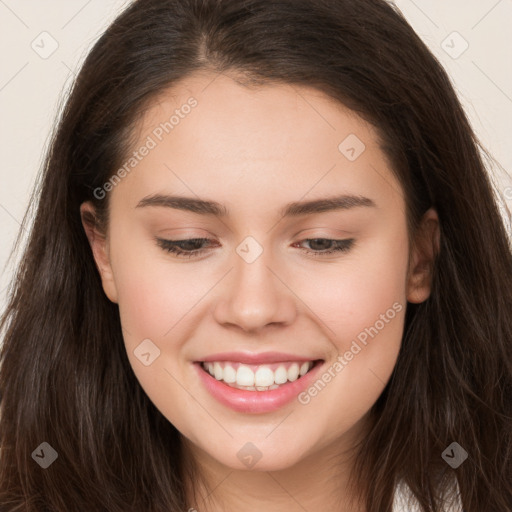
left=0, top=0, right=511, bottom=510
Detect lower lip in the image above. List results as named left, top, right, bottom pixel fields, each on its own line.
left=194, top=360, right=324, bottom=414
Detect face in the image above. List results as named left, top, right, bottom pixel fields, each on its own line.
left=81, top=70, right=437, bottom=474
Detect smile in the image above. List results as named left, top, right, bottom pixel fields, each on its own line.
left=194, top=358, right=325, bottom=413
left=200, top=360, right=316, bottom=391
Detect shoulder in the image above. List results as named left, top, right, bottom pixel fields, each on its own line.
left=392, top=478, right=464, bottom=512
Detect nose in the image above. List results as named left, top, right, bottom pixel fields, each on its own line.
left=213, top=248, right=297, bottom=333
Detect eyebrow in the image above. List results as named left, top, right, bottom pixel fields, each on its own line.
left=136, top=193, right=376, bottom=217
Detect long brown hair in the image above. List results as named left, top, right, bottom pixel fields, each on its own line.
left=1, top=0, right=511, bottom=510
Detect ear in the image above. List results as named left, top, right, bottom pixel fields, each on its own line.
left=406, top=207, right=440, bottom=304
left=80, top=201, right=118, bottom=303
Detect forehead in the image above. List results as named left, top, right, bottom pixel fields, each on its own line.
left=111, top=70, right=402, bottom=214
left=137, top=70, right=378, bottom=157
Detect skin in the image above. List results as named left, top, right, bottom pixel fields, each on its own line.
left=81, top=70, right=439, bottom=512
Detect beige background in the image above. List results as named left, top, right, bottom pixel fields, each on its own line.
left=0, top=0, right=511, bottom=315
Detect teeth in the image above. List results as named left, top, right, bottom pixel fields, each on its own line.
left=274, top=365, right=288, bottom=384
left=287, top=363, right=299, bottom=382
left=222, top=364, right=237, bottom=383
left=255, top=366, right=274, bottom=387
left=236, top=365, right=255, bottom=386
left=201, top=360, right=315, bottom=390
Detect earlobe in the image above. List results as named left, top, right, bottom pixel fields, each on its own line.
left=406, top=208, right=440, bottom=304
left=79, top=201, right=119, bottom=303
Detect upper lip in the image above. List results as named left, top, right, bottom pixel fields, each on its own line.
left=197, top=351, right=322, bottom=365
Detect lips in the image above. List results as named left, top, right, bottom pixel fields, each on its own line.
left=193, top=353, right=325, bottom=413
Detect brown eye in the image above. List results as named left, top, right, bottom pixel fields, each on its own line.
left=294, top=238, right=355, bottom=256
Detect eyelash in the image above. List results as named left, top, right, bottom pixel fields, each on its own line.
left=155, top=237, right=355, bottom=259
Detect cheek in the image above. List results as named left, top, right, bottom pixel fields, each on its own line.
left=108, top=243, right=204, bottom=421
left=113, top=258, right=204, bottom=343
left=302, top=227, right=409, bottom=344
left=293, top=233, right=408, bottom=435
left=107, top=228, right=204, bottom=353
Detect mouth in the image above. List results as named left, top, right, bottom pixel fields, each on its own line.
left=197, top=359, right=324, bottom=391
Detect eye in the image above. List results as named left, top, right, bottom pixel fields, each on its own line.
left=155, top=237, right=355, bottom=259
left=156, top=237, right=214, bottom=258
left=293, top=238, right=355, bottom=257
